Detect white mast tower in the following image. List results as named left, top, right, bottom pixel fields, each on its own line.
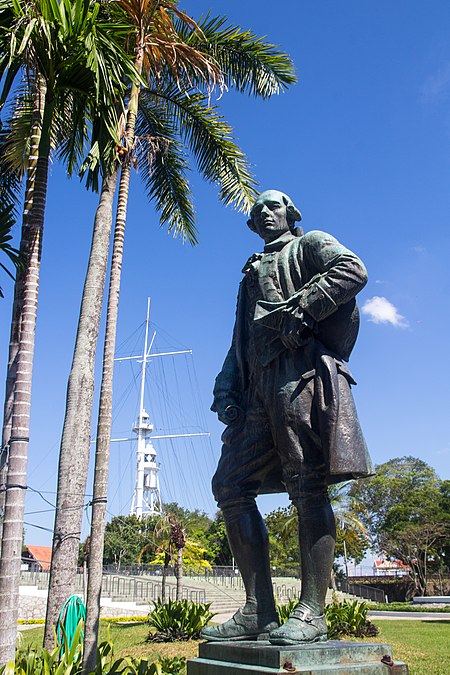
left=112, top=298, right=208, bottom=518
left=131, top=298, right=160, bottom=517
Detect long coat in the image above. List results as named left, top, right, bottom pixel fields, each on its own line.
left=212, top=229, right=374, bottom=486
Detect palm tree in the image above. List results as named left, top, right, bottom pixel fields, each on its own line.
left=0, top=0, right=138, bottom=663
left=282, top=482, right=369, bottom=587
left=137, top=514, right=175, bottom=605
left=137, top=512, right=186, bottom=600
left=45, top=1, right=295, bottom=659
left=169, top=514, right=187, bottom=601
left=283, top=483, right=369, bottom=539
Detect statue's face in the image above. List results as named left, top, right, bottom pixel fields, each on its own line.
left=251, top=190, right=290, bottom=244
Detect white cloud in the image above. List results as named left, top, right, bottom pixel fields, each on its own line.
left=361, top=296, right=408, bottom=329
left=421, top=62, right=450, bottom=101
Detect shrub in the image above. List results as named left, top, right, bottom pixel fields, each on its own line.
left=1, top=623, right=86, bottom=674
left=0, top=622, right=178, bottom=674
left=325, top=599, right=379, bottom=639
left=147, top=599, right=214, bottom=642
left=159, top=656, right=186, bottom=675
left=276, top=598, right=298, bottom=624
left=127, top=655, right=186, bottom=675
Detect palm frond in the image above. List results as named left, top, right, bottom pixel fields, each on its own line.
left=135, top=100, right=197, bottom=243
left=176, top=14, right=297, bottom=98
left=142, top=84, right=257, bottom=214
left=53, top=90, right=90, bottom=176
left=116, top=0, right=223, bottom=92
left=1, top=80, right=35, bottom=177
left=1, top=0, right=141, bottom=167
left=0, top=203, right=22, bottom=296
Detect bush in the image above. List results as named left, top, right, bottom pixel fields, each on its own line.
left=325, top=599, right=379, bottom=639
left=159, top=656, right=186, bottom=675
left=0, top=621, right=181, bottom=674
left=127, top=655, right=186, bottom=675
left=147, top=599, right=215, bottom=642
left=276, top=598, right=298, bottom=624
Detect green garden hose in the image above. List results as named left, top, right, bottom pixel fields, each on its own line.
left=56, top=595, right=86, bottom=649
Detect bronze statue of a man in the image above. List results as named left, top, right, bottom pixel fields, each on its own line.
left=202, top=190, right=373, bottom=645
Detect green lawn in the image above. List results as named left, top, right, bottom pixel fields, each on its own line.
left=370, top=620, right=450, bottom=675
left=19, top=620, right=450, bottom=674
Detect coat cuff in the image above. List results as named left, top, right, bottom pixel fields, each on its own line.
left=298, top=281, right=337, bottom=322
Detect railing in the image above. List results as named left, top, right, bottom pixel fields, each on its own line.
left=103, top=564, right=174, bottom=577
left=202, top=573, right=301, bottom=603
left=19, top=569, right=385, bottom=604
left=273, top=582, right=300, bottom=602
left=203, top=574, right=244, bottom=590
left=336, top=579, right=386, bottom=603
left=102, top=574, right=206, bottom=604
left=101, top=564, right=302, bottom=578
left=19, top=569, right=206, bottom=604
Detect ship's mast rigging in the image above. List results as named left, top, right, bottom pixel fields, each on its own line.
left=111, top=298, right=208, bottom=518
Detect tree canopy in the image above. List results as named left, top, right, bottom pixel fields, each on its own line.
left=350, top=456, right=450, bottom=596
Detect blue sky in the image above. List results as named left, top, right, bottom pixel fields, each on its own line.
left=1, top=0, right=450, bottom=562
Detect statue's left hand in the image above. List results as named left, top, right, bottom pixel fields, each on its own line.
left=280, top=309, right=312, bottom=349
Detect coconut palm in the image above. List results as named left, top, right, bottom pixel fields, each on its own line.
left=282, top=483, right=369, bottom=538
left=281, top=482, right=369, bottom=586
left=46, top=1, right=295, bottom=661
left=0, top=0, right=139, bottom=663
left=138, top=512, right=186, bottom=599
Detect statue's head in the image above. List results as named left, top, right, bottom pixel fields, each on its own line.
left=247, top=190, right=302, bottom=243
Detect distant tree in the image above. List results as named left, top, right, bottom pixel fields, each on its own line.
left=162, top=503, right=212, bottom=544
left=335, top=525, right=368, bottom=569
left=268, top=484, right=370, bottom=575
left=102, top=505, right=214, bottom=571
left=440, top=480, right=450, bottom=571
left=150, top=539, right=212, bottom=572
left=103, top=514, right=157, bottom=569
left=330, top=483, right=370, bottom=571
left=379, top=523, right=448, bottom=597
left=350, top=456, right=449, bottom=596
left=264, top=506, right=300, bottom=572
left=204, top=512, right=232, bottom=567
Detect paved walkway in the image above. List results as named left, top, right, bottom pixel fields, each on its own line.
left=369, top=610, right=450, bottom=621
left=213, top=610, right=450, bottom=624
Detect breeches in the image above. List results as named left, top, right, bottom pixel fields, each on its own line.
left=212, top=349, right=329, bottom=508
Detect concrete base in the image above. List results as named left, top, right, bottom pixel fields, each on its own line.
left=188, top=640, right=409, bottom=675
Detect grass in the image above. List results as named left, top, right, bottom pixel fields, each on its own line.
left=19, top=622, right=199, bottom=662
left=348, top=621, right=450, bottom=674
left=19, top=620, right=450, bottom=674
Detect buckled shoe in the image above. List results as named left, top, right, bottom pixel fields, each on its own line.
left=201, top=608, right=279, bottom=642
left=269, top=604, right=327, bottom=645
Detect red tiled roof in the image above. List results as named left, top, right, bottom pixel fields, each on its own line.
left=25, top=545, right=52, bottom=571
left=374, top=559, right=409, bottom=570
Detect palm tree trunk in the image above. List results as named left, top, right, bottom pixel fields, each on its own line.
left=176, top=547, right=183, bottom=601
left=82, top=49, right=143, bottom=667
left=0, top=80, right=52, bottom=666
left=82, top=159, right=130, bottom=670
left=162, top=552, right=170, bottom=603
left=44, top=166, right=119, bottom=649
left=0, top=82, right=46, bottom=545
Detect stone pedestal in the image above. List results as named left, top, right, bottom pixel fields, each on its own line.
left=188, top=640, right=409, bottom=675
